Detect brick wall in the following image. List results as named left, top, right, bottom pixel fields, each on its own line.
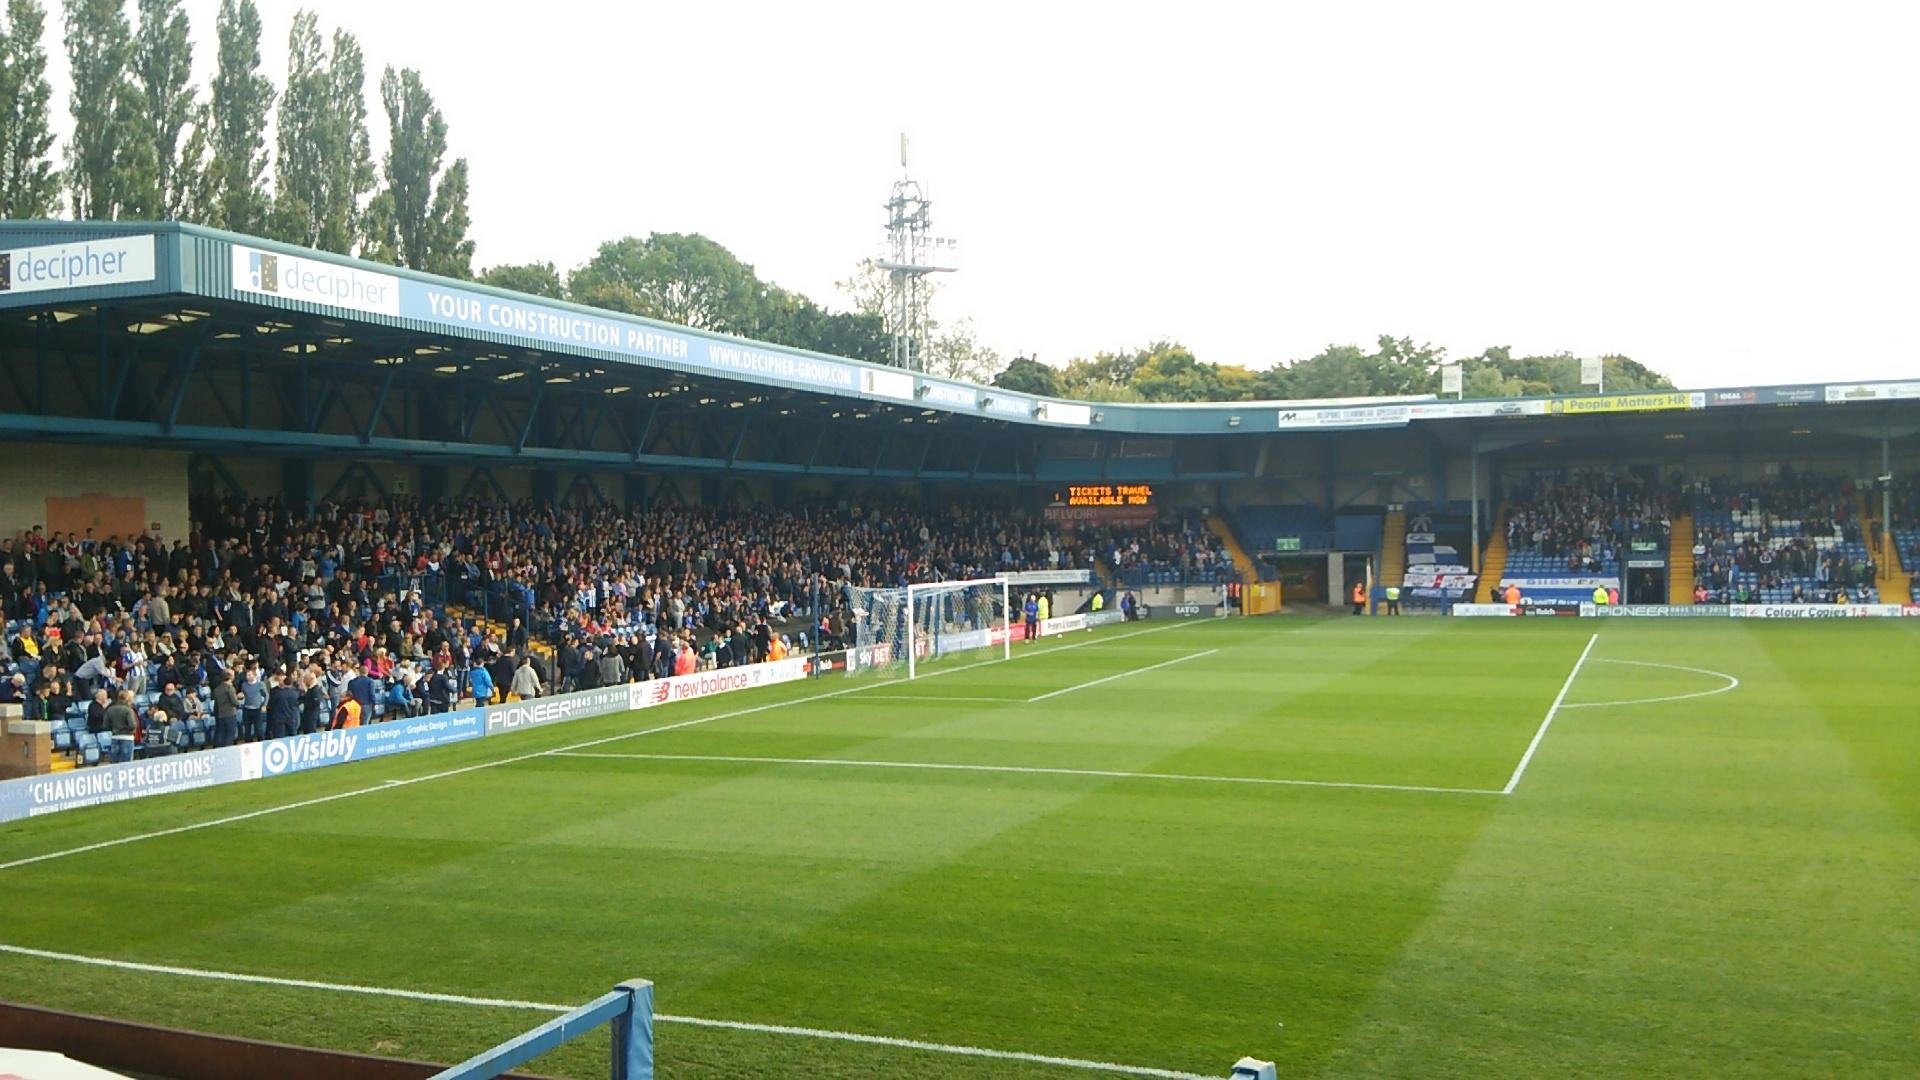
left=0, top=443, right=189, bottom=544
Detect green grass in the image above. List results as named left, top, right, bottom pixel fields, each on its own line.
left=2, top=616, right=1917, bottom=1077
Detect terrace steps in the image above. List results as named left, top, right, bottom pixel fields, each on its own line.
left=1668, top=514, right=1696, bottom=605
left=1875, top=523, right=1912, bottom=605
left=1472, top=507, right=1509, bottom=604
left=1380, top=508, right=1407, bottom=588
left=1860, top=492, right=1911, bottom=604
left=1092, top=557, right=1116, bottom=590
left=1206, top=513, right=1260, bottom=584
left=448, top=605, right=557, bottom=661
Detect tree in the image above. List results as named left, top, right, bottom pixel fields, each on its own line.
left=1130, top=342, right=1226, bottom=402
left=569, top=233, right=765, bottom=334
left=1452, top=347, right=1670, bottom=398
left=272, top=13, right=372, bottom=252
left=478, top=261, right=564, bottom=299
left=63, top=0, right=154, bottom=218
left=0, top=0, right=61, bottom=218
left=922, top=317, right=1000, bottom=384
left=363, top=65, right=470, bottom=275
left=1057, top=347, right=1154, bottom=401
left=808, top=309, right=889, bottom=365
left=422, top=156, right=472, bottom=277
left=992, top=356, right=1059, bottom=397
left=835, top=257, right=907, bottom=335
left=202, top=0, right=273, bottom=234
left=131, top=0, right=201, bottom=219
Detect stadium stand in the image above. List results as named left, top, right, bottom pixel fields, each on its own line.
left=1076, top=512, right=1235, bottom=588
left=1690, top=475, right=1879, bottom=604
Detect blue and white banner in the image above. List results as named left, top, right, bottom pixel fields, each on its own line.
left=240, top=709, right=484, bottom=778
left=1500, top=576, right=1621, bottom=591
left=0, top=749, right=246, bottom=821
left=400, top=280, right=856, bottom=393
left=485, top=686, right=630, bottom=736
left=231, top=244, right=398, bottom=316
left=1729, top=603, right=1907, bottom=618
left=1597, top=605, right=1732, bottom=617
left=2, top=235, right=155, bottom=296
left=1452, top=603, right=1519, bottom=617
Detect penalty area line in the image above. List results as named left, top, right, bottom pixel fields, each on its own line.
left=1026, top=648, right=1220, bottom=702
left=0, top=942, right=1213, bottom=1080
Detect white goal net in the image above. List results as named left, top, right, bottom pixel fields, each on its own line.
left=847, top=577, right=1013, bottom=679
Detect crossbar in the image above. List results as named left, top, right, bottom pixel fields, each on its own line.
left=430, top=979, right=653, bottom=1080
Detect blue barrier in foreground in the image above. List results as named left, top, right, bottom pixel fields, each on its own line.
left=430, top=979, right=653, bottom=1080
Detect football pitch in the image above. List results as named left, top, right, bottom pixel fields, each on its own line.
left=2, top=616, right=1916, bottom=1078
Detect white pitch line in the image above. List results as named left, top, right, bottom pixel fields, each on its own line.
left=0, top=620, right=1207, bottom=875
left=1556, top=658, right=1740, bottom=709
left=848, top=695, right=1028, bottom=704
left=0, top=943, right=1212, bottom=1080
left=1026, top=648, right=1219, bottom=703
left=1501, top=632, right=1599, bottom=795
left=552, top=751, right=1504, bottom=797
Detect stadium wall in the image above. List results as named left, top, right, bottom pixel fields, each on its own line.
left=0, top=442, right=188, bottom=542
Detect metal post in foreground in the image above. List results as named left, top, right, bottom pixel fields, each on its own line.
left=429, top=979, right=653, bottom=1080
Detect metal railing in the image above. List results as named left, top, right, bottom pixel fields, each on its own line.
left=430, top=979, right=653, bottom=1080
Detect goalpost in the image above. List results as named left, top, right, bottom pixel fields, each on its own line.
left=848, top=576, right=1013, bottom=680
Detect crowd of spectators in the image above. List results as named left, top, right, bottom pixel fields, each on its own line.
left=1697, top=472, right=1873, bottom=599
left=0, top=494, right=1113, bottom=765
left=1072, top=512, right=1233, bottom=586
left=1691, top=474, right=1877, bottom=604
left=1504, top=471, right=1677, bottom=573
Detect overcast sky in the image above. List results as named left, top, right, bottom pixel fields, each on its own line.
left=34, top=0, right=1920, bottom=387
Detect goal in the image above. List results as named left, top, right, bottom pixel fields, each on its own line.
left=848, top=576, right=1013, bottom=679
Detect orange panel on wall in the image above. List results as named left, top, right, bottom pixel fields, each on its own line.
left=45, top=495, right=148, bottom=541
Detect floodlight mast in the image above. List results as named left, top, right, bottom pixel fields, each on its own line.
left=877, top=134, right=958, bottom=371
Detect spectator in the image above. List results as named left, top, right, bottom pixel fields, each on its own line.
left=86, top=688, right=110, bottom=735
left=211, top=672, right=240, bottom=748
left=511, top=653, right=543, bottom=700
left=104, top=690, right=137, bottom=763
left=266, top=672, right=301, bottom=740
left=240, top=666, right=267, bottom=742
left=468, top=659, right=494, bottom=707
